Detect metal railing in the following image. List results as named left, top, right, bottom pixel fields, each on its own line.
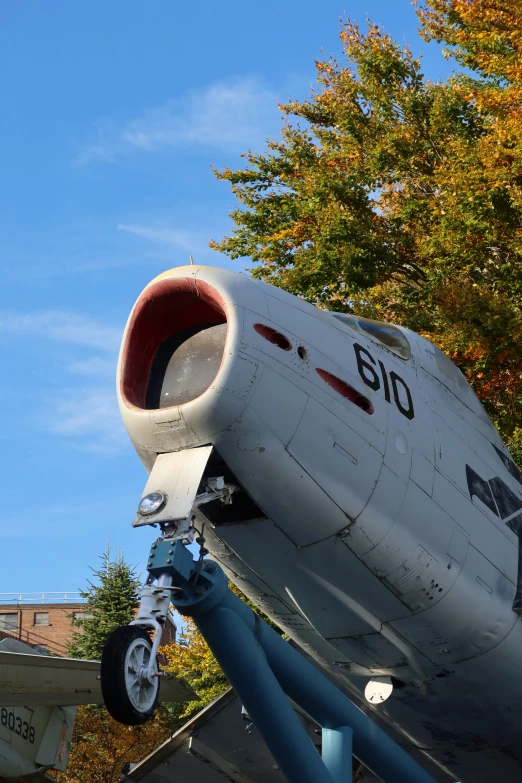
left=0, top=592, right=86, bottom=605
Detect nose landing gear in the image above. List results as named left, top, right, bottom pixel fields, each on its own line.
left=100, top=526, right=214, bottom=726
left=101, top=470, right=236, bottom=726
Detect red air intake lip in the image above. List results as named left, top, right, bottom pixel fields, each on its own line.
left=120, top=278, right=227, bottom=409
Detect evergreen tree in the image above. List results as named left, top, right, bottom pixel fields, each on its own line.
left=67, top=546, right=140, bottom=660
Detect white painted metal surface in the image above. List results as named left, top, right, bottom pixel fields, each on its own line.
left=124, top=636, right=159, bottom=713
left=117, top=265, right=522, bottom=782
left=133, top=446, right=213, bottom=527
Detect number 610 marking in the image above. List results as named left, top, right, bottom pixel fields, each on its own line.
left=354, top=343, right=414, bottom=420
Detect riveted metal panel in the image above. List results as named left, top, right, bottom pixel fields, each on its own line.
left=383, top=545, right=439, bottom=611
left=384, top=405, right=413, bottom=482
left=432, top=451, right=519, bottom=581
left=348, top=465, right=408, bottom=555
left=390, top=545, right=517, bottom=664
left=249, top=366, right=307, bottom=445
left=265, top=294, right=353, bottom=363
left=214, top=519, right=407, bottom=638
left=447, top=525, right=469, bottom=564
left=411, top=449, right=434, bottom=496
left=328, top=633, right=408, bottom=670
left=223, top=354, right=259, bottom=399
left=362, top=483, right=457, bottom=613
left=195, top=265, right=270, bottom=318
left=151, top=409, right=200, bottom=453
left=287, top=397, right=382, bottom=521
left=213, top=406, right=349, bottom=545
left=241, top=304, right=388, bottom=439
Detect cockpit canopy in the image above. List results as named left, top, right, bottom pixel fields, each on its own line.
left=331, top=313, right=411, bottom=361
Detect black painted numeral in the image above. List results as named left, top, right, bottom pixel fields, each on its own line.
left=354, top=343, right=414, bottom=420
left=354, top=344, right=380, bottom=390
left=378, top=360, right=391, bottom=402
left=0, top=708, right=35, bottom=743
left=390, top=371, right=414, bottom=420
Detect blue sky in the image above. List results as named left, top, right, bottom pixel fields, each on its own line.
left=0, top=1, right=453, bottom=594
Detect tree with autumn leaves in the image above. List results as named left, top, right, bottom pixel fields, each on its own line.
left=211, top=0, right=522, bottom=466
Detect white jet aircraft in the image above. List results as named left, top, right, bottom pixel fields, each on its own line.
left=110, top=264, right=522, bottom=782
left=0, top=637, right=194, bottom=781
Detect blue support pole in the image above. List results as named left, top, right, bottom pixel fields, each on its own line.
left=167, top=550, right=439, bottom=783
left=214, top=588, right=438, bottom=783
left=194, top=604, right=334, bottom=783
left=322, top=727, right=353, bottom=783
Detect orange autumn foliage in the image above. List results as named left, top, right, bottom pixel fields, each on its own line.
left=51, top=706, right=170, bottom=783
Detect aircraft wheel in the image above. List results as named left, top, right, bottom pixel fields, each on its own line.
left=101, top=625, right=159, bottom=725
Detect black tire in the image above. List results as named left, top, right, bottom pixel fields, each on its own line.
left=101, top=625, right=159, bottom=725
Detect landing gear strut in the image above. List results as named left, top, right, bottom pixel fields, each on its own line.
left=101, top=473, right=235, bottom=726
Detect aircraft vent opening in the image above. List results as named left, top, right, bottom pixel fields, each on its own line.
left=121, top=278, right=227, bottom=409
left=254, top=323, right=292, bottom=351
left=316, top=368, right=374, bottom=414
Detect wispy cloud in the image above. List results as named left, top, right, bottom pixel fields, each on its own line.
left=118, top=223, right=202, bottom=252
left=123, top=77, right=278, bottom=151
left=0, top=311, right=122, bottom=353
left=78, top=76, right=280, bottom=163
left=0, top=310, right=125, bottom=453
left=45, top=387, right=127, bottom=455
left=76, top=143, right=115, bottom=166
left=75, top=119, right=119, bottom=165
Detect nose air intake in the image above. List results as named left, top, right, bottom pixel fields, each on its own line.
left=120, top=277, right=227, bottom=410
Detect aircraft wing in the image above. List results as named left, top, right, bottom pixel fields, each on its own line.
left=0, top=774, right=56, bottom=783
left=0, top=644, right=196, bottom=707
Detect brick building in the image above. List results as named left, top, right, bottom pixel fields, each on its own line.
left=0, top=592, right=176, bottom=657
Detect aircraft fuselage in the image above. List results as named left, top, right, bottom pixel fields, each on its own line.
left=119, top=266, right=522, bottom=782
